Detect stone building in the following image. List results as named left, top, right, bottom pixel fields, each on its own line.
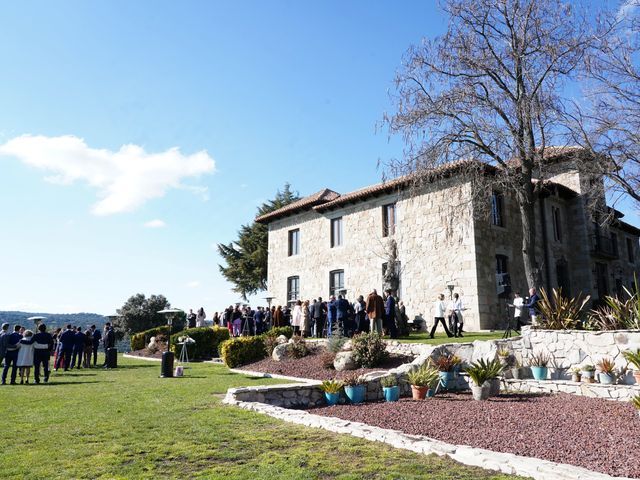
left=256, top=152, right=640, bottom=331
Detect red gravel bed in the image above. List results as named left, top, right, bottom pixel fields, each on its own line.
left=309, top=392, right=640, bottom=478
left=128, top=347, right=166, bottom=359
left=238, top=348, right=412, bottom=381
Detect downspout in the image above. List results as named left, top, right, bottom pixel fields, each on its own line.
left=539, top=194, right=551, bottom=292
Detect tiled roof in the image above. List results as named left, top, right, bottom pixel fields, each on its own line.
left=255, top=188, right=340, bottom=223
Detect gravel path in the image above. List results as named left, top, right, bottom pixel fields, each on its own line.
left=238, top=348, right=411, bottom=381
left=310, top=392, right=640, bottom=478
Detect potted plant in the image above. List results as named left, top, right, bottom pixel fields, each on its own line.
left=407, top=364, right=439, bottom=400
left=343, top=374, right=366, bottom=404
left=528, top=351, right=550, bottom=380
left=497, top=348, right=511, bottom=367
left=486, top=358, right=504, bottom=396
left=434, top=354, right=462, bottom=389
left=571, top=367, right=582, bottom=383
left=465, top=360, right=491, bottom=401
left=582, top=364, right=596, bottom=383
left=319, top=379, right=343, bottom=406
left=380, top=375, right=400, bottom=402
left=510, top=360, right=527, bottom=380
left=622, top=349, right=640, bottom=385
left=596, top=357, right=616, bottom=385
left=632, top=394, right=640, bottom=419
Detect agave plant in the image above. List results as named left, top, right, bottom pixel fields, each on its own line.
left=528, top=351, right=551, bottom=367
left=632, top=394, right=640, bottom=410
left=464, top=358, right=503, bottom=386
left=433, top=354, right=462, bottom=372
left=536, top=287, right=590, bottom=330
left=319, top=379, right=343, bottom=394
left=407, top=364, right=439, bottom=387
left=596, top=357, right=616, bottom=375
left=623, top=349, right=640, bottom=371
left=588, top=276, right=640, bottom=331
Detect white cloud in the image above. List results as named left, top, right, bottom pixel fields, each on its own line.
left=0, top=134, right=216, bottom=215
left=144, top=219, right=166, bottom=228
left=186, top=281, right=200, bottom=288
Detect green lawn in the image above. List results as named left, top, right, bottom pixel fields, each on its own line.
left=397, top=331, right=510, bottom=344
left=1, top=355, right=522, bottom=480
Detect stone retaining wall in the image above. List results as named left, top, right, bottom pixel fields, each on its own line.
left=504, top=378, right=640, bottom=402
left=508, top=327, right=640, bottom=384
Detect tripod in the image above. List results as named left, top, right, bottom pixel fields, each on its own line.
left=241, top=315, right=253, bottom=336
left=502, top=303, right=520, bottom=339
left=177, top=342, right=190, bottom=366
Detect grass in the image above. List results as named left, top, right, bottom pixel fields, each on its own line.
left=395, top=331, right=508, bottom=344
left=0, top=355, right=522, bottom=480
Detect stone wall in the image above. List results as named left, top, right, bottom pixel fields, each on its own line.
left=507, top=327, right=640, bottom=383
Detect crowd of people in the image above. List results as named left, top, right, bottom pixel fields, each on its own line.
left=0, top=321, right=116, bottom=385
left=208, top=289, right=411, bottom=339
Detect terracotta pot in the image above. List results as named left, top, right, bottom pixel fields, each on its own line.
left=411, top=385, right=429, bottom=400
left=634, top=371, right=640, bottom=385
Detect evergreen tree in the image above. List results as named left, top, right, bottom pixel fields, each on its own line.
left=218, top=184, right=300, bottom=300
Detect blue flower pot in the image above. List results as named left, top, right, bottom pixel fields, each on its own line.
left=426, top=388, right=435, bottom=398
left=439, top=371, right=454, bottom=389
left=599, top=372, right=615, bottom=385
left=324, top=392, right=340, bottom=406
left=383, top=385, right=399, bottom=402
left=531, top=366, right=548, bottom=380
left=344, top=385, right=366, bottom=404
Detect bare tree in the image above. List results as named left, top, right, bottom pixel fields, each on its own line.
left=569, top=1, right=640, bottom=211
left=384, top=0, right=596, bottom=288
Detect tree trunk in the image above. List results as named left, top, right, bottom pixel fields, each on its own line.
left=517, top=183, right=539, bottom=290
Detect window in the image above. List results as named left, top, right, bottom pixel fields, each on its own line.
left=330, top=217, right=343, bottom=247
left=595, top=262, right=609, bottom=299
left=329, top=269, right=344, bottom=297
left=610, top=232, right=618, bottom=257
left=288, top=229, right=300, bottom=256
left=491, top=192, right=504, bottom=227
left=628, top=238, right=636, bottom=263
left=287, top=276, right=300, bottom=305
left=552, top=206, right=562, bottom=242
left=382, top=203, right=396, bottom=237
left=495, top=254, right=510, bottom=296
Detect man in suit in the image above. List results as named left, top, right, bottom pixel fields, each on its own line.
left=384, top=289, right=399, bottom=339
left=0, top=323, right=9, bottom=367
left=90, top=325, right=102, bottom=366
left=326, top=296, right=337, bottom=337
left=335, top=294, right=350, bottom=337
left=71, top=326, right=85, bottom=369
left=1, top=325, right=22, bottom=385
left=312, top=298, right=326, bottom=338
left=102, top=322, right=116, bottom=367
left=33, top=323, right=54, bottom=383
left=55, top=324, right=76, bottom=371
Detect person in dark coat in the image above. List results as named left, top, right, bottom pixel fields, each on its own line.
left=90, top=325, right=102, bottom=366
left=365, top=289, right=385, bottom=335
left=71, top=326, right=85, bottom=369
left=102, top=322, right=116, bottom=367
left=326, top=296, right=337, bottom=336
left=384, top=290, right=399, bottom=339
left=33, top=323, right=54, bottom=383
left=0, top=322, right=10, bottom=368
left=55, top=325, right=75, bottom=371
left=1, top=325, right=22, bottom=385
left=312, top=298, right=326, bottom=338
left=336, top=295, right=350, bottom=337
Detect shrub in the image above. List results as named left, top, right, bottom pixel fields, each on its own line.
left=587, top=277, right=640, bottom=330
left=327, top=335, right=348, bottom=354
left=130, top=325, right=170, bottom=351
left=465, top=358, right=504, bottom=386
left=288, top=336, right=309, bottom=359
left=351, top=332, right=388, bottom=368
left=343, top=373, right=366, bottom=386
left=170, top=327, right=230, bottom=360
left=220, top=336, right=267, bottom=368
left=263, top=334, right=280, bottom=356
left=380, top=375, right=398, bottom=388
left=536, top=287, right=590, bottom=330
left=433, top=354, right=462, bottom=372
left=267, top=326, right=294, bottom=339
left=320, top=352, right=336, bottom=369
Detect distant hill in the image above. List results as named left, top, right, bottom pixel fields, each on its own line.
left=0, top=311, right=108, bottom=330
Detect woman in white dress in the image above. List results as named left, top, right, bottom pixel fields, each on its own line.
left=17, top=329, right=35, bottom=384
left=292, top=300, right=303, bottom=336
left=196, top=307, right=207, bottom=328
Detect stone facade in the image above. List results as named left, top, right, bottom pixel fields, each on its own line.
left=259, top=160, right=640, bottom=330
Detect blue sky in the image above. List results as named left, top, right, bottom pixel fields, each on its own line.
left=0, top=1, right=637, bottom=315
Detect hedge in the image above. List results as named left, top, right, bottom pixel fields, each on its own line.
left=170, top=327, right=230, bottom=360
left=266, top=326, right=294, bottom=339
left=130, top=325, right=170, bottom=351
left=220, top=336, right=267, bottom=368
